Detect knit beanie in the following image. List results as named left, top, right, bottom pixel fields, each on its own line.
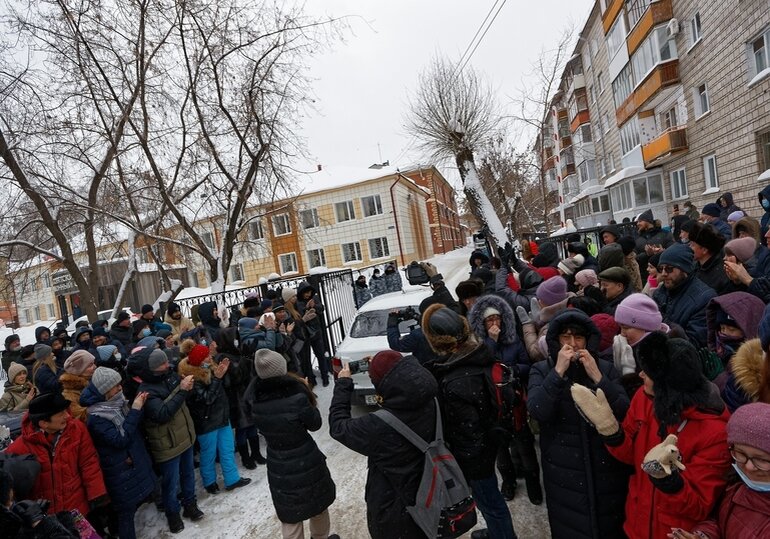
left=255, top=348, right=287, bottom=379
left=148, top=349, right=168, bottom=371
left=597, top=243, right=625, bottom=272
left=614, top=293, right=664, bottom=332
left=187, top=344, right=210, bottom=367
left=727, top=210, right=746, bottom=222
left=482, top=307, right=501, bottom=319
left=91, top=367, right=123, bottom=396
left=590, top=313, right=619, bottom=352
left=167, top=303, right=181, bottom=316
left=727, top=402, right=770, bottom=455
left=575, top=269, right=598, bottom=288
left=455, top=279, right=485, bottom=302
left=558, top=254, right=584, bottom=276
left=281, top=287, right=297, bottom=303
left=20, top=345, right=34, bottom=360
left=7, top=362, right=26, bottom=384
left=64, top=350, right=95, bottom=375
left=97, top=345, right=117, bottom=363
left=141, top=304, right=154, bottom=315
left=659, top=243, right=696, bottom=274
left=238, top=317, right=259, bottom=330
left=368, top=350, right=402, bottom=386
left=536, top=276, right=568, bottom=307
left=702, top=203, right=722, bottom=218
left=34, top=343, right=52, bottom=361
left=638, top=209, right=654, bottom=223
left=725, top=237, right=757, bottom=263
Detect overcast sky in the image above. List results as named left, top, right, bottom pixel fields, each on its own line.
left=300, top=0, right=594, bottom=186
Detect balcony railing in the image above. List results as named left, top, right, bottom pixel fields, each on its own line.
left=616, top=60, right=680, bottom=125
left=602, top=0, right=624, bottom=34
left=561, top=162, right=576, bottom=180
left=627, top=0, right=652, bottom=29
left=559, top=135, right=573, bottom=150
left=570, top=110, right=591, bottom=133
left=627, top=0, right=674, bottom=55
left=642, top=126, right=688, bottom=166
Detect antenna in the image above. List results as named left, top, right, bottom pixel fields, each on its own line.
left=377, top=142, right=383, bottom=163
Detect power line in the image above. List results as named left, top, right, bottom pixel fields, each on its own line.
left=455, top=0, right=508, bottom=78
left=451, top=0, right=504, bottom=80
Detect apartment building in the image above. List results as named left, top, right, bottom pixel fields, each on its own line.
left=542, top=0, right=770, bottom=229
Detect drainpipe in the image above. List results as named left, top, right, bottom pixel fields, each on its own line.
left=390, top=173, right=408, bottom=267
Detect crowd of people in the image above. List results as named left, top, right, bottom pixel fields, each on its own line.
left=2, top=189, right=770, bottom=538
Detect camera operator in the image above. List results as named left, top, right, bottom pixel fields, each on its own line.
left=418, top=274, right=461, bottom=315
left=386, top=307, right=445, bottom=368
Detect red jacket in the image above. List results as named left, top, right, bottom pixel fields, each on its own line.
left=533, top=266, right=560, bottom=281
left=692, top=482, right=770, bottom=538
left=605, top=388, right=731, bottom=539
left=6, top=412, right=107, bottom=515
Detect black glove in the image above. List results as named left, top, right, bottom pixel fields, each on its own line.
left=387, top=313, right=401, bottom=328
left=89, top=493, right=110, bottom=510
left=12, top=499, right=47, bottom=527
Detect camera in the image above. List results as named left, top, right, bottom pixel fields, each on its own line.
left=348, top=359, right=369, bottom=375
left=396, top=306, right=420, bottom=323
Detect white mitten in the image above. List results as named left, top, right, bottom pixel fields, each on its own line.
left=613, top=334, right=636, bottom=375
left=530, top=297, right=542, bottom=324
left=570, top=384, right=620, bottom=436
left=516, top=306, right=532, bottom=325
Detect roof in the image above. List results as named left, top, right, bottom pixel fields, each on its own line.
left=296, top=165, right=428, bottom=198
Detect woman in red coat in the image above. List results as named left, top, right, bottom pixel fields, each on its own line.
left=571, top=331, right=731, bottom=539
left=5, top=391, right=107, bottom=517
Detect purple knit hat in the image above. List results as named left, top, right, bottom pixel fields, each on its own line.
left=614, top=293, right=664, bottom=332
left=575, top=269, right=598, bottom=288
left=727, top=402, right=770, bottom=455
left=536, top=276, right=568, bottom=306
left=725, top=237, right=757, bottom=263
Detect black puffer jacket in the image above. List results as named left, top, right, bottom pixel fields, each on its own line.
left=527, top=310, right=631, bottom=539
left=198, top=301, right=223, bottom=342
left=429, top=340, right=497, bottom=480
left=177, top=358, right=230, bottom=435
left=329, top=356, right=437, bottom=539
left=243, top=375, right=335, bottom=524
left=296, top=282, right=326, bottom=340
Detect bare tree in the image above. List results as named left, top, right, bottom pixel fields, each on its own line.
left=405, top=56, right=509, bottom=249
left=510, top=28, right=574, bottom=235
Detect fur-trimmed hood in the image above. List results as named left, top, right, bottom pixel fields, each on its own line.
left=467, top=294, right=517, bottom=345
left=730, top=338, right=770, bottom=403
left=177, top=356, right=214, bottom=385
left=59, top=372, right=91, bottom=391
left=421, top=303, right=471, bottom=356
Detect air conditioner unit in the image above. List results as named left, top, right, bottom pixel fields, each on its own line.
left=666, top=18, right=680, bottom=38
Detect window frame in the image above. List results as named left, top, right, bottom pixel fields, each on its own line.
left=201, top=231, right=215, bottom=250
left=670, top=168, right=688, bottom=200
left=248, top=219, right=264, bottom=240
left=703, top=154, right=719, bottom=191
left=693, top=82, right=710, bottom=119
left=688, top=12, right=702, bottom=51
left=361, top=195, right=384, bottom=218
left=306, top=248, right=327, bottom=269
left=757, top=130, right=770, bottom=174
left=278, top=252, right=298, bottom=274
left=335, top=200, right=356, bottom=223
left=299, top=208, right=320, bottom=229
left=367, top=237, right=390, bottom=259
left=748, top=27, right=770, bottom=85
left=272, top=213, right=292, bottom=236
left=229, top=263, right=244, bottom=282
left=341, top=241, right=362, bottom=263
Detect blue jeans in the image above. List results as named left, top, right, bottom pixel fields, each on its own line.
left=159, top=445, right=196, bottom=515
left=198, top=425, right=241, bottom=488
left=470, top=475, right=517, bottom=539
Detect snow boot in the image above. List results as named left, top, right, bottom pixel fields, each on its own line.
left=225, top=477, right=252, bottom=491
left=470, top=530, right=490, bottom=539
left=204, top=482, right=220, bottom=494
left=500, top=478, right=517, bottom=501
left=238, top=443, right=257, bottom=470
left=249, top=436, right=267, bottom=465
left=525, top=472, right=543, bottom=505
left=166, top=512, right=184, bottom=533
left=182, top=502, right=204, bottom=521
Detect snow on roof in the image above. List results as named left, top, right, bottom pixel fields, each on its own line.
left=295, top=165, right=423, bottom=197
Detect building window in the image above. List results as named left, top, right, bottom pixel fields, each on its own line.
left=703, top=154, right=719, bottom=190
left=307, top=248, right=326, bottom=268
left=661, top=106, right=679, bottom=130
left=612, top=63, right=635, bottom=109
left=42, top=273, right=51, bottom=288
left=190, top=271, right=199, bottom=288
left=201, top=231, right=215, bottom=250
left=335, top=200, right=356, bottom=222
left=272, top=214, right=291, bottom=236
left=48, top=303, right=56, bottom=319
left=299, top=208, right=319, bottom=229
left=279, top=253, right=298, bottom=274
left=606, top=16, right=627, bottom=59
left=229, top=263, right=244, bottom=282
left=588, top=85, right=595, bottom=104
left=578, top=160, right=597, bottom=184
left=620, top=117, right=641, bottom=155
left=670, top=168, right=688, bottom=199
left=597, top=71, right=605, bottom=93
left=361, top=195, right=383, bottom=217
left=578, top=124, right=592, bottom=143
left=341, top=242, right=362, bottom=263
left=628, top=0, right=652, bottom=29
left=610, top=182, right=633, bottom=211
left=689, top=12, right=702, bottom=48
left=26, top=277, right=37, bottom=293
left=34, top=306, right=41, bottom=321
left=757, top=130, right=770, bottom=173
left=693, top=83, right=710, bottom=118
left=749, top=28, right=770, bottom=83
left=603, top=112, right=611, bottom=134
left=631, top=26, right=678, bottom=86
left=368, top=237, right=390, bottom=259
left=609, top=153, right=617, bottom=172
left=248, top=219, right=264, bottom=240
left=591, top=194, right=610, bottom=213
left=633, top=174, right=664, bottom=205
left=24, top=309, right=31, bottom=324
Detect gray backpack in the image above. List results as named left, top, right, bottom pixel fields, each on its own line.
left=374, top=399, right=477, bottom=539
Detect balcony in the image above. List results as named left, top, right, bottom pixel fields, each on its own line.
left=544, top=154, right=558, bottom=171
left=602, top=0, right=623, bottom=34
left=567, top=73, right=586, bottom=98
left=561, top=162, right=576, bottom=180
left=616, top=60, right=680, bottom=125
left=642, top=126, right=688, bottom=167
left=627, top=0, right=674, bottom=55
left=570, top=109, right=591, bottom=133
left=559, top=135, right=572, bottom=150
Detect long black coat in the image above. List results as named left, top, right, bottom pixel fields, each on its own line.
left=527, top=310, right=631, bottom=539
left=329, top=356, right=437, bottom=539
left=243, top=375, right=335, bottom=524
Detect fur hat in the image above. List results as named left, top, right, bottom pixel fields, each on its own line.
left=255, top=348, right=287, bottom=379
left=64, top=350, right=95, bottom=376
left=701, top=203, right=722, bottom=218
left=688, top=222, right=726, bottom=253
left=281, top=287, right=297, bottom=303
left=28, top=392, right=70, bottom=420
left=91, top=367, right=122, bottom=396
left=368, top=350, right=402, bottom=387
left=617, top=236, right=636, bottom=256
left=422, top=304, right=471, bottom=356
left=536, top=276, right=568, bottom=306
left=725, top=237, right=757, bottom=263
left=187, top=344, right=210, bottom=367
left=455, top=279, right=485, bottom=302
left=7, top=362, right=26, bottom=384
left=558, top=254, right=584, bottom=276
left=34, top=343, right=52, bottom=361
left=727, top=402, right=770, bottom=455
left=659, top=243, right=696, bottom=274
left=575, top=269, right=598, bottom=288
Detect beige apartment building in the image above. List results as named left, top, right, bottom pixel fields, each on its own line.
left=542, top=0, right=770, bottom=229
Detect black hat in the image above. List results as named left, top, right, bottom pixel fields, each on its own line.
left=92, top=326, right=108, bottom=338
left=715, top=309, right=740, bottom=329
left=4, top=334, right=20, bottom=348
left=116, top=311, right=131, bottom=323
left=20, top=344, right=35, bottom=360
left=688, top=222, right=726, bottom=254
left=702, top=203, right=721, bottom=218
left=617, top=236, right=636, bottom=256
left=455, top=279, right=484, bottom=302
left=28, top=392, right=71, bottom=419
left=141, top=304, right=154, bottom=315
left=167, top=302, right=181, bottom=316
left=638, top=209, right=654, bottom=224
left=600, top=225, right=621, bottom=240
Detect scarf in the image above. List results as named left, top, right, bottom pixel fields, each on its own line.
left=88, top=391, right=129, bottom=436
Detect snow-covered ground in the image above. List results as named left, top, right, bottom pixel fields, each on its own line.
left=131, top=245, right=551, bottom=538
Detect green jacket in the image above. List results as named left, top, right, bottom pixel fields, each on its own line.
left=139, top=374, right=196, bottom=463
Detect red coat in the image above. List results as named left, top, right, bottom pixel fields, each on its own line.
left=5, top=412, right=107, bottom=516
left=692, top=482, right=770, bottom=538
left=533, top=266, right=560, bottom=281
left=606, top=388, right=731, bottom=539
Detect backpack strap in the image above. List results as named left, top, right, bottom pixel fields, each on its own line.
left=373, top=398, right=442, bottom=451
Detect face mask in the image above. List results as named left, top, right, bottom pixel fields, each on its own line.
left=763, top=199, right=770, bottom=210
left=114, top=353, right=122, bottom=361
left=200, top=339, right=208, bottom=346
left=141, top=328, right=152, bottom=338
left=733, top=463, right=770, bottom=492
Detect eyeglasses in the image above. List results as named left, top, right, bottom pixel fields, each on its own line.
left=657, top=265, right=677, bottom=274
left=730, top=445, right=770, bottom=471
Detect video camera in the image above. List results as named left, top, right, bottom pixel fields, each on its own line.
left=405, top=260, right=438, bottom=286
left=394, top=306, right=421, bottom=323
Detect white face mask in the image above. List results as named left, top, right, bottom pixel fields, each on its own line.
left=114, top=353, right=122, bottom=361
left=733, top=463, right=770, bottom=492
